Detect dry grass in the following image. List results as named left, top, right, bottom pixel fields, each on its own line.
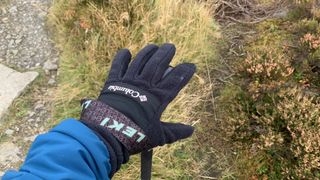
left=49, top=0, right=223, bottom=179
left=214, top=0, right=287, bottom=24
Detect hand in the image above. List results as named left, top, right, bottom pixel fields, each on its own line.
left=80, top=43, right=196, bottom=175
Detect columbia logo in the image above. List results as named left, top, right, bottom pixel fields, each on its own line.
left=139, top=95, right=147, bottom=102
left=108, top=85, right=148, bottom=102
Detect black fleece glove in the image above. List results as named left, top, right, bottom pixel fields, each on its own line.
left=80, top=43, right=196, bottom=177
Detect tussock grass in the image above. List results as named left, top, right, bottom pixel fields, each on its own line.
left=49, top=0, right=221, bottom=178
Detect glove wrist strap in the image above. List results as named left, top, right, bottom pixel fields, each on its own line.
left=80, top=100, right=152, bottom=154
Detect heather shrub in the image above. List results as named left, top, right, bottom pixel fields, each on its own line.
left=302, top=33, right=320, bottom=50
left=222, top=16, right=320, bottom=178
left=301, top=31, right=320, bottom=86
left=225, top=86, right=320, bottom=177
left=244, top=50, right=294, bottom=81
left=277, top=88, right=320, bottom=177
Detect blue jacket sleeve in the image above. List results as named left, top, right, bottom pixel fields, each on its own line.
left=2, top=119, right=111, bottom=180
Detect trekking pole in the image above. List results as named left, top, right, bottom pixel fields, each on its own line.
left=140, top=66, right=173, bottom=180
left=141, top=149, right=153, bottom=180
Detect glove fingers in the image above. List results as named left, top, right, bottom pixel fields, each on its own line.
left=139, top=43, right=176, bottom=83
left=158, top=63, right=196, bottom=92
left=124, top=44, right=158, bottom=80
left=107, top=49, right=132, bottom=82
left=161, top=122, right=194, bottom=144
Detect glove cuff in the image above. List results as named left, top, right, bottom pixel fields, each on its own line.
left=80, top=99, right=153, bottom=154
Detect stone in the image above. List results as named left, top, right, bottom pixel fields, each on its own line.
left=2, top=17, right=8, bottom=23
left=43, top=60, right=58, bottom=72
left=5, top=129, right=14, bottom=136
left=34, top=102, right=44, bottom=110
left=0, top=64, right=38, bottom=121
left=15, top=39, right=22, bottom=44
left=28, top=118, right=35, bottom=123
left=8, top=6, right=17, bottom=14
left=28, top=111, right=35, bottom=117
left=12, top=50, right=18, bottom=55
left=24, top=135, right=37, bottom=142
left=35, top=117, right=41, bottom=122
left=48, top=78, right=56, bottom=85
left=8, top=40, right=14, bottom=46
left=0, top=142, right=21, bottom=165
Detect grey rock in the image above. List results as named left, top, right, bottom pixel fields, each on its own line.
left=5, top=129, right=14, bottom=135
left=43, top=60, right=58, bottom=71
left=34, top=103, right=44, bottom=110
left=0, top=142, right=21, bottom=165
left=48, top=78, right=56, bottom=85
left=27, top=118, right=35, bottom=123
left=2, top=17, right=8, bottom=23
left=15, top=39, right=22, bottom=44
left=36, top=117, right=41, bottom=122
left=12, top=49, right=18, bottom=55
left=28, top=111, right=35, bottom=117
left=8, top=40, right=14, bottom=46
left=24, top=135, right=37, bottom=142
left=0, top=64, right=38, bottom=121
left=8, top=6, right=18, bottom=14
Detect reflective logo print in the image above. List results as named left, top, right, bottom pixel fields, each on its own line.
left=107, top=85, right=148, bottom=102
left=82, top=101, right=146, bottom=143
left=99, top=117, right=146, bottom=142
left=81, top=100, right=92, bottom=110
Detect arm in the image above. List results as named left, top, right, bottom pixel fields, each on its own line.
left=3, top=119, right=111, bottom=180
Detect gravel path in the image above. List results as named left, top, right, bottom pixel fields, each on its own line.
left=0, top=0, right=58, bottom=175
left=0, top=0, right=58, bottom=69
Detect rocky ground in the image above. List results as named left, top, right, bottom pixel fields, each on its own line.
left=0, top=0, right=58, bottom=176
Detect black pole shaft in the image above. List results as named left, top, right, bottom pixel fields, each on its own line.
left=141, top=149, right=153, bottom=180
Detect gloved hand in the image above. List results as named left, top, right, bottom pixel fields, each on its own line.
left=80, top=43, right=196, bottom=177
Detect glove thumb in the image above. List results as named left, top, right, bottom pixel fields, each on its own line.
left=161, top=122, right=194, bottom=144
